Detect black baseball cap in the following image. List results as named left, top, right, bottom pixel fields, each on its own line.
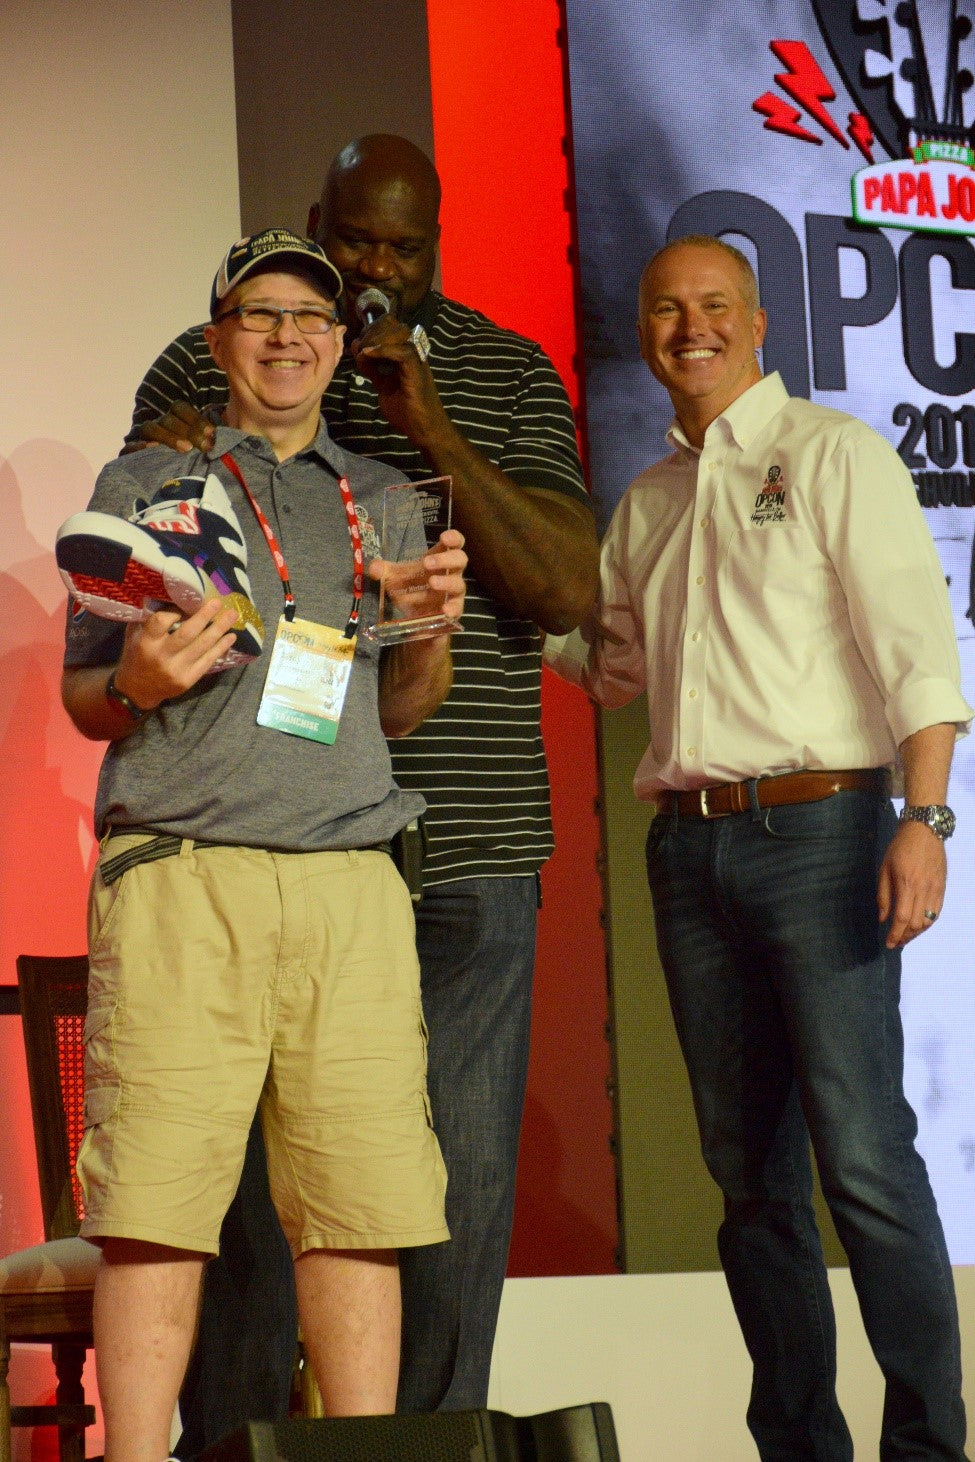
left=210, top=228, right=343, bottom=316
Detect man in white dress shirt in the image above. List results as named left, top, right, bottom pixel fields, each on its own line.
left=546, top=236, right=973, bottom=1461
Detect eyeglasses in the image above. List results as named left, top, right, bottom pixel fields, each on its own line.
left=212, top=304, right=339, bottom=334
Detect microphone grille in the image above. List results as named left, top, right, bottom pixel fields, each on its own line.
left=356, top=287, right=392, bottom=320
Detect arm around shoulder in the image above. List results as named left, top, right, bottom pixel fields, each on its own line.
left=122, top=324, right=224, bottom=452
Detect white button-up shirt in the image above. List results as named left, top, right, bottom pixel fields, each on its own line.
left=546, top=373, right=973, bottom=798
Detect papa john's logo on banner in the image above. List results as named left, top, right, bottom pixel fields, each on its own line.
left=753, top=1, right=975, bottom=236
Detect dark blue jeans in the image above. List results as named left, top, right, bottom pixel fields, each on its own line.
left=398, top=875, right=537, bottom=1410
left=175, top=875, right=536, bottom=1450
left=646, top=790, right=967, bottom=1461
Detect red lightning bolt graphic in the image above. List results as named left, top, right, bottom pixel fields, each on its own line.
left=753, top=92, right=822, bottom=142
left=770, top=39, right=849, bottom=148
left=848, top=112, right=874, bottom=162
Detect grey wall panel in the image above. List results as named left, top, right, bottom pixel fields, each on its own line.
left=231, top=0, right=435, bottom=236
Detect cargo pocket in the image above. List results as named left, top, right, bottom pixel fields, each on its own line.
left=76, top=1071, right=120, bottom=1218
left=82, top=1000, right=118, bottom=1094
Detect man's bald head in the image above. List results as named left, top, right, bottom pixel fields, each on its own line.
left=308, top=134, right=441, bottom=322
left=321, top=134, right=441, bottom=222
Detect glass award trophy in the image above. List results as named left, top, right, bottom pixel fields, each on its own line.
left=364, top=475, right=461, bottom=644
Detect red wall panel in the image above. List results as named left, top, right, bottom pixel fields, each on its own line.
left=426, top=0, right=617, bottom=1274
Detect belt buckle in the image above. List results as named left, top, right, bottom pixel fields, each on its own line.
left=700, top=787, right=711, bottom=818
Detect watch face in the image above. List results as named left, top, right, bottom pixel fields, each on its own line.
left=904, top=804, right=956, bottom=839
left=934, top=806, right=957, bottom=838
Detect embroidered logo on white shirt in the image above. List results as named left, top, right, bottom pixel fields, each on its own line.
left=751, top=464, right=787, bottom=525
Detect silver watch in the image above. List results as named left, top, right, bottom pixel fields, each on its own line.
left=899, top=804, right=956, bottom=840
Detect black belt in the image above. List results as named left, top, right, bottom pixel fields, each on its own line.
left=99, top=827, right=392, bottom=886
left=653, top=768, right=889, bottom=820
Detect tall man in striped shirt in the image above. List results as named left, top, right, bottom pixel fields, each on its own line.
left=129, top=134, right=598, bottom=1443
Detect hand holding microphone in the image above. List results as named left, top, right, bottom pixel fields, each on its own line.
left=355, top=288, right=431, bottom=361
left=351, top=285, right=444, bottom=446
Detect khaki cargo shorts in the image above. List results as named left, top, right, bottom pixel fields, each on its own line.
left=77, top=833, right=449, bottom=1256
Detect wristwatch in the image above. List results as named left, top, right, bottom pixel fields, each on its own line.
left=105, top=669, right=150, bottom=722
left=899, top=804, right=956, bottom=841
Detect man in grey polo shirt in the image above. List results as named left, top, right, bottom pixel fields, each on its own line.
left=60, top=229, right=466, bottom=1460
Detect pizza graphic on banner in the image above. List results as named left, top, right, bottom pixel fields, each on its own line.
left=811, top=0, right=974, bottom=161
left=755, top=2, right=975, bottom=234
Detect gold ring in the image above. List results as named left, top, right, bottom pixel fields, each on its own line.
left=923, top=909, right=938, bottom=922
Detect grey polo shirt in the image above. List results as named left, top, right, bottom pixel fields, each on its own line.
left=64, top=422, right=427, bottom=850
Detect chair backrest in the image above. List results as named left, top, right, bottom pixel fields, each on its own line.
left=16, top=953, right=89, bottom=1241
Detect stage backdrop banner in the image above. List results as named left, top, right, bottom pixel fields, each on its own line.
left=565, top=0, right=975, bottom=1262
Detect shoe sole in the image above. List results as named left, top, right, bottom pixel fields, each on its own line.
left=57, top=514, right=211, bottom=621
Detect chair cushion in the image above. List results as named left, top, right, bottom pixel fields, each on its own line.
left=0, top=1237, right=100, bottom=1295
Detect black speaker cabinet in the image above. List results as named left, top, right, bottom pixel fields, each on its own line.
left=195, top=1403, right=620, bottom=1462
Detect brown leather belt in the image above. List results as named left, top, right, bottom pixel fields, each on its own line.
left=654, top=768, right=889, bottom=819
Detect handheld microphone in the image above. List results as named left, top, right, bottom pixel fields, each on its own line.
left=356, top=288, right=392, bottom=327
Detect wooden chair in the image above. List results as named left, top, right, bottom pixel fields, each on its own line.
left=0, top=955, right=100, bottom=1462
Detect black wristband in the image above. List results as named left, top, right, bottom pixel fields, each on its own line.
left=105, top=669, right=150, bottom=721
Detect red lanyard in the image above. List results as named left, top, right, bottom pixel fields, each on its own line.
left=220, top=452, right=363, bottom=637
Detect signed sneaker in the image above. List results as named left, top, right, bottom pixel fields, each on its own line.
left=56, top=472, right=263, bottom=668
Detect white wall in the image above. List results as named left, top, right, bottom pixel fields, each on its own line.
left=1, top=1, right=240, bottom=475
left=1, top=3, right=240, bottom=1450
